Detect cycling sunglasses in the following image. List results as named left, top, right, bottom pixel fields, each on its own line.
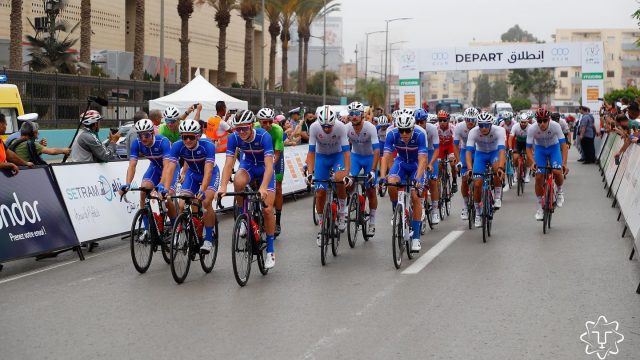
left=478, top=123, right=492, bottom=129
left=536, top=118, right=549, bottom=124
left=165, top=118, right=177, bottom=124
left=415, top=120, right=426, bottom=124
left=438, top=118, right=449, bottom=122
left=349, top=111, right=363, bottom=116
left=236, top=126, right=252, bottom=133
left=138, top=131, right=153, bottom=139
left=398, top=128, right=413, bottom=134
left=181, top=134, right=197, bottom=141
left=321, top=124, right=334, bottom=129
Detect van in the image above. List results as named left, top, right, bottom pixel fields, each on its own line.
left=0, top=79, right=24, bottom=139
left=490, top=101, right=513, bottom=116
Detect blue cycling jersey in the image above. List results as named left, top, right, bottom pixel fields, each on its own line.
left=383, top=128, right=428, bottom=163
left=226, top=127, right=274, bottom=165
left=129, top=135, right=172, bottom=168
left=168, top=139, right=216, bottom=175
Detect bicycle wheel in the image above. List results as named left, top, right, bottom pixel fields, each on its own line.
left=170, top=213, right=192, bottom=284
left=543, top=184, right=553, bottom=234
left=378, top=184, right=387, bottom=197
left=347, top=193, right=359, bottom=248
left=482, top=190, right=489, bottom=243
left=320, top=201, right=331, bottom=266
left=425, top=198, right=434, bottom=230
left=200, top=219, right=218, bottom=273
left=438, top=180, right=446, bottom=219
left=257, top=237, right=269, bottom=276
left=130, top=209, right=154, bottom=274
left=331, top=204, right=340, bottom=257
left=312, top=195, right=319, bottom=225
left=392, top=206, right=404, bottom=269
left=487, top=194, right=493, bottom=238
left=232, top=214, right=252, bottom=286
left=160, top=223, right=171, bottom=265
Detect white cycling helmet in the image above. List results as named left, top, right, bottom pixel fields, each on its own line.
left=179, top=119, right=201, bottom=134
left=463, top=107, right=480, bottom=121
left=455, top=114, right=464, bottom=123
left=427, top=113, right=438, bottom=124
left=316, top=106, right=337, bottom=126
left=376, top=115, right=389, bottom=126
left=256, top=107, right=275, bottom=120
left=519, top=113, right=529, bottom=122
left=395, top=112, right=415, bottom=129
left=134, top=119, right=154, bottom=133
left=391, top=110, right=400, bottom=121
left=347, top=101, right=365, bottom=112
left=81, top=110, right=102, bottom=125
left=477, top=112, right=494, bottom=124
left=502, top=111, right=514, bottom=120
left=233, top=110, right=256, bottom=127
left=163, top=106, right=181, bottom=121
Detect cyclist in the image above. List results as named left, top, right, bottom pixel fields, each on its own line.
left=465, top=112, right=506, bottom=228
left=219, top=110, right=276, bottom=269
left=305, top=106, right=351, bottom=245
left=255, top=108, right=285, bottom=238
left=526, top=109, right=568, bottom=221
left=158, top=106, right=182, bottom=143
left=551, top=112, right=571, bottom=148
left=379, top=110, right=428, bottom=252
left=160, top=119, right=220, bottom=254
left=437, top=110, right=458, bottom=194
left=499, top=111, right=515, bottom=137
left=453, top=107, right=478, bottom=220
left=345, top=101, right=380, bottom=235
left=416, top=109, right=441, bottom=225
left=119, top=119, right=178, bottom=236
left=510, top=113, right=531, bottom=183
left=375, top=115, right=390, bottom=160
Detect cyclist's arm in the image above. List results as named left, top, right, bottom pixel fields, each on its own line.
left=200, top=162, right=213, bottom=194
left=161, top=161, right=177, bottom=190
left=429, top=146, right=439, bottom=168
left=561, top=142, right=568, bottom=167
left=416, top=153, right=427, bottom=181
left=125, top=159, right=137, bottom=186
left=465, top=149, right=474, bottom=172
left=261, top=155, right=274, bottom=191
left=453, top=141, right=461, bottom=164
left=220, top=155, right=236, bottom=191
left=306, top=127, right=317, bottom=175
left=372, top=144, right=380, bottom=171
left=342, top=149, right=351, bottom=175
left=380, top=152, right=392, bottom=179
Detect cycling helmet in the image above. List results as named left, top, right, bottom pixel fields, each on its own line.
left=274, top=114, right=286, bottom=123
left=376, top=115, right=389, bottom=126
left=427, top=113, right=438, bottom=124
left=391, top=110, right=400, bottom=120
left=134, top=119, right=154, bottom=133
left=163, top=106, right=181, bottom=121
left=550, top=112, right=561, bottom=121
left=256, top=107, right=275, bottom=120
left=414, top=108, right=428, bottom=121
left=437, top=110, right=450, bottom=121
left=477, top=112, right=494, bottom=124
left=456, top=114, right=464, bottom=123
left=347, top=101, right=365, bottom=112
left=535, top=108, right=551, bottom=121
left=179, top=119, right=201, bottom=134
left=519, top=113, right=529, bottom=122
left=502, top=111, right=513, bottom=121
left=396, top=112, right=415, bottom=129
left=316, top=106, right=337, bottom=126
left=463, top=107, right=480, bottom=120
left=233, top=109, right=256, bottom=127
left=81, top=110, right=102, bottom=125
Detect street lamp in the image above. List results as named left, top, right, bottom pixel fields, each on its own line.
left=364, top=30, right=384, bottom=83
left=159, top=0, right=165, bottom=96
left=388, top=41, right=407, bottom=110
left=322, top=0, right=327, bottom=105
left=384, top=17, right=411, bottom=112
left=260, top=0, right=265, bottom=107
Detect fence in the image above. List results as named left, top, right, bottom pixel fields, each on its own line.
left=6, top=70, right=340, bottom=129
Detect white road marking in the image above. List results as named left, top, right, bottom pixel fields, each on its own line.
left=402, top=230, right=465, bottom=275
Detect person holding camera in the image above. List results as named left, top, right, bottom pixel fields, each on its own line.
left=70, top=110, right=119, bottom=163
left=10, top=121, right=70, bottom=164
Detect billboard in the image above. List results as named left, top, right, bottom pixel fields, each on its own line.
left=309, top=17, right=342, bottom=48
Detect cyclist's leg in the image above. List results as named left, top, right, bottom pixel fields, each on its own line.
left=472, top=151, right=490, bottom=216
left=234, top=162, right=252, bottom=213
left=275, top=154, right=285, bottom=231
left=202, top=165, right=221, bottom=242
left=408, top=164, right=423, bottom=241
left=314, top=154, right=331, bottom=218
left=387, top=158, right=404, bottom=210
left=140, top=165, right=159, bottom=228
left=549, top=143, right=564, bottom=187
left=490, top=150, right=502, bottom=191
left=179, top=170, right=199, bottom=213
left=254, top=166, right=276, bottom=255
left=429, top=150, right=440, bottom=220
left=533, top=145, right=549, bottom=212
left=331, top=153, right=348, bottom=216
left=359, top=154, right=378, bottom=219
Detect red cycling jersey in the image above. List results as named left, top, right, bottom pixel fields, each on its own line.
left=438, top=124, right=455, bottom=159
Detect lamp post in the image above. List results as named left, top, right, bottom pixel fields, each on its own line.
left=364, top=30, right=384, bottom=83
left=260, top=0, right=265, bottom=107
left=388, top=41, right=407, bottom=110
left=384, top=17, right=411, bottom=112
left=159, top=0, right=165, bottom=96
left=322, top=0, right=327, bottom=105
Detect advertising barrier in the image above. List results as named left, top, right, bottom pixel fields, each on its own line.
left=0, top=167, right=79, bottom=262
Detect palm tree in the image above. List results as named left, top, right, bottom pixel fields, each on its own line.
left=264, top=0, right=282, bottom=90
left=80, top=0, right=91, bottom=76
left=25, top=18, right=81, bottom=73
left=132, top=0, right=145, bottom=81
left=9, top=0, right=23, bottom=70
left=177, top=0, right=195, bottom=84
left=199, top=0, right=238, bottom=86
left=279, top=0, right=298, bottom=92
left=240, top=0, right=259, bottom=88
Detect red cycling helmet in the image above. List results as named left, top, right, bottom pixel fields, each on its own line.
left=535, top=108, right=550, bottom=121
left=437, top=110, right=450, bottom=120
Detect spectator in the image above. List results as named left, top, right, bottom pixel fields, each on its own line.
left=339, top=110, right=349, bottom=124
left=282, top=117, right=300, bottom=146
left=295, top=110, right=315, bottom=144
left=70, top=110, right=119, bottom=162
left=204, top=101, right=232, bottom=152
left=126, top=110, right=148, bottom=158
left=10, top=121, right=70, bottom=164
left=6, top=113, right=43, bottom=147
left=149, top=110, right=163, bottom=132
left=288, top=107, right=301, bottom=128
left=0, top=113, right=33, bottom=174
left=578, top=106, right=598, bottom=164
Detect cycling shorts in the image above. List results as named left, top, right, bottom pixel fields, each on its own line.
left=459, top=149, right=468, bottom=177
left=274, top=153, right=285, bottom=182
left=533, top=143, right=562, bottom=174
left=143, top=164, right=178, bottom=191
left=314, top=152, right=346, bottom=190
left=438, top=143, right=455, bottom=160
left=350, top=153, right=375, bottom=188
left=427, top=149, right=439, bottom=180
left=238, top=161, right=275, bottom=192
left=515, top=140, right=527, bottom=154
left=389, top=158, right=423, bottom=184
left=472, top=150, right=500, bottom=176
left=181, top=166, right=221, bottom=195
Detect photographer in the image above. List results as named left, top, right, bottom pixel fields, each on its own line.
left=70, top=110, right=119, bottom=163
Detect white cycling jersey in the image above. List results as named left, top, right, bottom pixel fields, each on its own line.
left=424, top=123, right=440, bottom=150
left=526, top=121, right=565, bottom=148
left=308, top=121, right=350, bottom=155
left=346, top=121, right=379, bottom=156
left=511, top=123, right=529, bottom=141
left=499, top=120, right=515, bottom=136
left=466, top=125, right=506, bottom=153
left=453, top=122, right=474, bottom=149
left=556, top=118, right=570, bottom=134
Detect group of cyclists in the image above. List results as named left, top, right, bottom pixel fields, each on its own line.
left=117, top=100, right=571, bottom=274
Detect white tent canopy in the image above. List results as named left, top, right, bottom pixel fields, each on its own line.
left=149, top=70, right=248, bottom=120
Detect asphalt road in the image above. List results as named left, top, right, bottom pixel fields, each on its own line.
left=1, top=151, right=639, bottom=360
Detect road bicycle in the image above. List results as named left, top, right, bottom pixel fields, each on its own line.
left=438, top=157, right=453, bottom=218
left=304, top=165, right=320, bottom=226
left=387, top=180, right=420, bottom=269
left=313, top=178, right=343, bottom=266
left=346, top=175, right=373, bottom=248
left=169, top=195, right=218, bottom=284
left=466, top=174, right=475, bottom=230
left=540, top=164, right=557, bottom=234
left=123, top=188, right=171, bottom=273
left=506, top=150, right=515, bottom=189
left=516, top=150, right=527, bottom=196
left=479, top=163, right=496, bottom=244
left=219, top=185, right=270, bottom=287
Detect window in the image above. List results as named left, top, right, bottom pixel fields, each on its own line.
left=560, top=71, right=568, bottom=78
left=560, top=87, right=568, bottom=95
left=607, top=71, right=615, bottom=78
left=431, top=94, right=438, bottom=99
left=575, top=71, right=581, bottom=78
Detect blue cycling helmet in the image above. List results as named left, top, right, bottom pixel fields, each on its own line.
left=414, top=108, right=428, bottom=121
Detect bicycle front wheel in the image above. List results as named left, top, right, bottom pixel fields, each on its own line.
left=130, top=209, right=154, bottom=274
left=312, top=195, right=319, bottom=225
left=232, top=214, right=252, bottom=286
left=200, top=219, right=218, bottom=273
left=170, top=213, right=192, bottom=284
left=392, top=206, right=404, bottom=269
left=321, top=201, right=332, bottom=266
left=482, top=190, right=489, bottom=243
left=347, top=193, right=360, bottom=248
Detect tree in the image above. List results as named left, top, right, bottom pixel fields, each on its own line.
left=177, top=0, right=195, bottom=84
left=132, top=0, right=145, bottom=82
left=79, top=0, right=91, bottom=76
left=473, top=75, right=491, bottom=107
left=240, top=0, right=259, bottom=88
left=199, top=0, right=238, bottom=86
left=632, top=9, right=640, bottom=46
left=604, top=87, right=640, bottom=105
left=279, top=0, right=298, bottom=92
left=491, top=80, right=509, bottom=102
left=354, top=79, right=384, bottom=108
left=10, top=0, right=23, bottom=70
left=264, top=0, right=282, bottom=90
left=509, top=69, right=556, bottom=107
left=500, top=25, right=540, bottom=43
left=508, top=97, right=532, bottom=112
left=306, top=70, right=339, bottom=96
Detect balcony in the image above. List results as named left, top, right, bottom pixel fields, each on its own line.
left=623, top=42, right=640, bottom=51
left=622, top=60, right=640, bottom=68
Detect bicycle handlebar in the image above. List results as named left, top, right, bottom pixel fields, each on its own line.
left=217, top=192, right=268, bottom=209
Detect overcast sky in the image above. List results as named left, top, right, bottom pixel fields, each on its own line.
left=338, top=0, right=638, bottom=71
